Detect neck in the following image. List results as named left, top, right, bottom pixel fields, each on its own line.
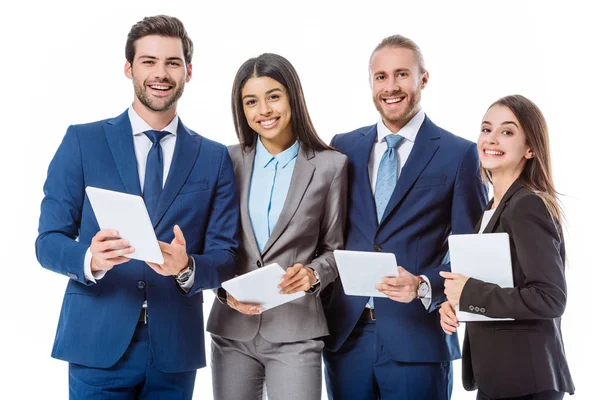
left=260, top=134, right=296, bottom=155
left=132, top=100, right=177, bottom=131
left=491, top=170, right=522, bottom=208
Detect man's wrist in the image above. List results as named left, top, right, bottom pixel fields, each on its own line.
left=174, top=256, right=194, bottom=282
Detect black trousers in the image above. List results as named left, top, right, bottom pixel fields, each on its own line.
left=477, top=390, right=564, bottom=400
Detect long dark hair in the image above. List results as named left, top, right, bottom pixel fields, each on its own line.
left=231, top=53, right=331, bottom=152
left=483, top=95, right=564, bottom=227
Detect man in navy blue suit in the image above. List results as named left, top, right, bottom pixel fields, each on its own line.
left=35, top=15, right=238, bottom=399
left=322, top=35, right=488, bottom=399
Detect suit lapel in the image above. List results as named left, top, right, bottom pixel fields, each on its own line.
left=103, top=111, right=142, bottom=196
left=152, top=120, right=202, bottom=227
left=379, top=116, right=440, bottom=226
left=261, top=146, right=315, bottom=256
left=482, top=179, right=525, bottom=233
left=353, top=126, right=379, bottom=227
left=239, top=146, right=262, bottom=261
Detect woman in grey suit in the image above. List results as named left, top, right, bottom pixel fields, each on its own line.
left=207, top=53, right=348, bottom=400
left=439, top=95, right=575, bottom=399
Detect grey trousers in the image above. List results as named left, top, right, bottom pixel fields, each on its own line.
left=211, top=333, right=324, bottom=400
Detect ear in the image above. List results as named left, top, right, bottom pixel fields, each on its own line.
left=185, top=63, right=192, bottom=83
left=420, top=71, right=429, bottom=89
left=124, top=61, right=133, bottom=79
left=525, top=147, right=535, bottom=159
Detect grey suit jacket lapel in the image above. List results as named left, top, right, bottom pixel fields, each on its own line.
left=261, top=146, right=316, bottom=256
left=239, top=146, right=262, bottom=261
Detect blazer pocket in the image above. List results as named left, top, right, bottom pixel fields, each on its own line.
left=413, top=174, right=447, bottom=188
left=179, top=179, right=209, bottom=194
left=66, top=281, right=100, bottom=297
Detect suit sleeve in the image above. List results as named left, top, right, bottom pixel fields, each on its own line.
left=424, top=142, right=488, bottom=311
left=35, top=126, right=91, bottom=285
left=305, top=156, right=348, bottom=295
left=188, top=146, right=239, bottom=295
left=460, top=194, right=567, bottom=319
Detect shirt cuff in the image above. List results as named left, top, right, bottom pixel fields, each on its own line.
left=419, top=274, right=432, bottom=310
left=83, top=248, right=107, bottom=283
left=177, top=257, right=195, bottom=293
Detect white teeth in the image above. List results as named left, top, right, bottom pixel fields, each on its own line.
left=485, top=150, right=504, bottom=155
left=150, top=85, right=170, bottom=90
left=384, top=98, right=402, bottom=104
left=260, top=118, right=277, bottom=127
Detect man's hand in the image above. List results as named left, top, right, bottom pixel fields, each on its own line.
left=440, top=271, right=469, bottom=307
left=278, top=263, right=317, bottom=294
left=146, top=225, right=189, bottom=276
left=90, top=229, right=135, bottom=273
left=226, top=293, right=263, bottom=315
left=439, top=301, right=459, bottom=334
left=375, top=266, right=419, bottom=303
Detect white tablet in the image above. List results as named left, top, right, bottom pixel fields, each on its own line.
left=85, top=186, right=164, bottom=264
left=448, top=233, right=514, bottom=321
left=221, top=263, right=305, bottom=311
left=333, top=250, right=399, bottom=297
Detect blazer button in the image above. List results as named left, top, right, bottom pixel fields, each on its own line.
left=480, top=307, right=486, bottom=313
left=468, top=305, right=475, bottom=311
left=256, top=260, right=262, bottom=268
left=137, top=280, right=146, bottom=289
left=373, top=244, right=382, bottom=252
left=474, top=306, right=480, bottom=312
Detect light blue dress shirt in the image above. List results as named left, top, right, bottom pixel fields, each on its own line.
left=248, top=139, right=300, bottom=253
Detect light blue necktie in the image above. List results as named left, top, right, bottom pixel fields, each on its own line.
left=374, top=134, right=405, bottom=222
left=368, top=133, right=404, bottom=309
left=143, top=130, right=169, bottom=218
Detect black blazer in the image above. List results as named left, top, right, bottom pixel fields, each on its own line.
left=460, top=180, right=575, bottom=398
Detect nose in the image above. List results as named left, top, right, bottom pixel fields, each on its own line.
left=152, top=63, right=169, bottom=80
left=258, top=99, right=272, bottom=116
left=486, top=130, right=499, bottom=144
left=384, top=76, right=400, bottom=93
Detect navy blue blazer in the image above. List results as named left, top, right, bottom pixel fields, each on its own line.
left=323, top=116, right=487, bottom=362
left=36, top=110, right=239, bottom=373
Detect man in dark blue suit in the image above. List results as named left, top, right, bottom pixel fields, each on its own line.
left=322, top=35, right=488, bottom=399
left=35, top=15, right=238, bottom=399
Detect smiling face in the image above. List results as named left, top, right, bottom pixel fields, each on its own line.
left=124, top=35, right=192, bottom=114
left=478, top=104, right=535, bottom=178
left=241, top=76, right=294, bottom=153
left=370, top=46, right=428, bottom=133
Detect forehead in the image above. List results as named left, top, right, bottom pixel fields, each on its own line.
left=133, top=35, right=185, bottom=60
left=483, top=105, right=519, bottom=125
left=370, top=47, right=418, bottom=73
left=242, top=76, right=285, bottom=95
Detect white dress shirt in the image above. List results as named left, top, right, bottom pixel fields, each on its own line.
left=367, top=108, right=431, bottom=309
left=83, top=106, right=193, bottom=293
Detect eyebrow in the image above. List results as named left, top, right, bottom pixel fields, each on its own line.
left=138, top=55, right=184, bottom=62
left=482, top=120, right=519, bottom=127
left=372, top=68, right=411, bottom=75
left=242, top=87, right=283, bottom=100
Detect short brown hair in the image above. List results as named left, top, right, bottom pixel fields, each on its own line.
left=125, top=15, right=193, bottom=65
left=370, top=35, right=426, bottom=74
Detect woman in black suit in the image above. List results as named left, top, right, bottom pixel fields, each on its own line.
left=439, top=95, right=575, bottom=399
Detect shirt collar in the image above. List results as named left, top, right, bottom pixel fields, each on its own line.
left=255, top=138, right=300, bottom=169
left=128, top=106, right=179, bottom=137
left=376, top=107, right=425, bottom=144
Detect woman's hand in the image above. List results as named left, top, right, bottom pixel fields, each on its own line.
left=226, top=293, right=263, bottom=315
left=440, top=271, right=469, bottom=306
left=278, top=263, right=317, bottom=294
left=439, top=301, right=459, bottom=335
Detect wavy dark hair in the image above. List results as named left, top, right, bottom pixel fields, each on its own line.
left=231, top=53, right=331, bottom=151
left=483, top=95, right=564, bottom=227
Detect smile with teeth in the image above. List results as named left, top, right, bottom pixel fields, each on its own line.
left=148, top=84, right=172, bottom=91
left=383, top=97, right=404, bottom=104
left=484, top=149, right=505, bottom=156
left=259, top=118, right=279, bottom=128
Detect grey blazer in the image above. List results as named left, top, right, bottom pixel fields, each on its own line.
left=207, top=143, right=348, bottom=343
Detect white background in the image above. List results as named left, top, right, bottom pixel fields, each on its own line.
left=0, top=0, right=597, bottom=398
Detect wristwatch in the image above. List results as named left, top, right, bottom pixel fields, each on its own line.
left=416, top=275, right=430, bottom=299
left=308, top=267, right=320, bottom=291
left=175, top=256, right=194, bottom=283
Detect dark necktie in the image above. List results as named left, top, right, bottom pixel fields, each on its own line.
left=143, top=130, right=170, bottom=217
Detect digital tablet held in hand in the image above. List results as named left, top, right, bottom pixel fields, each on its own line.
left=85, top=186, right=164, bottom=264
left=333, top=250, right=399, bottom=297
left=221, top=263, right=305, bottom=311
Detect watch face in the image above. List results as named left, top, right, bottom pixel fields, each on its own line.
left=418, top=281, right=429, bottom=297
